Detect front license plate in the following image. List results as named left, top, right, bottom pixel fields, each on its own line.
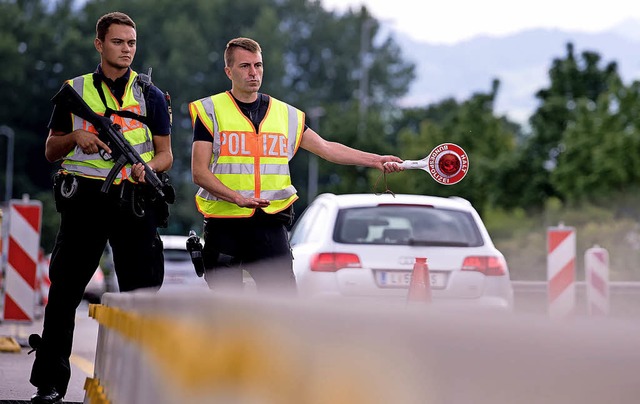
left=375, top=271, right=446, bottom=289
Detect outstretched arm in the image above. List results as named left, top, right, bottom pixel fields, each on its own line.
left=299, top=128, right=403, bottom=172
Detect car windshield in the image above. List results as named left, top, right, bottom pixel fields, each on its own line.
left=333, top=205, right=483, bottom=247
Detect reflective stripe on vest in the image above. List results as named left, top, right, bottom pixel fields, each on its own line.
left=189, top=91, right=305, bottom=218
left=61, top=72, right=154, bottom=184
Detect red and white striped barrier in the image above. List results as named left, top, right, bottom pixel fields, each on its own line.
left=2, top=198, right=42, bottom=322
left=37, top=248, right=51, bottom=307
left=0, top=208, right=4, bottom=294
left=585, top=245, right=609, bottom=316
left=547, top=224, right=576, bottom=320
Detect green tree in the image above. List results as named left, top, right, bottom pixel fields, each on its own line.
left=0, top=0, right=91, bottom=197
left=516, top=42, right=622, bottom=209
left=551, top=75, right=640, bottom=204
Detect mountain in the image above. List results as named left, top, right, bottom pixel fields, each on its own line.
left=393, top=21, right=640, bottom=125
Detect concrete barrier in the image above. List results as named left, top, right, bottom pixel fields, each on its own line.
left=86, top=289, right=640, bottom=404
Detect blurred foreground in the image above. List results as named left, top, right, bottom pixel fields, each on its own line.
left=2, top=282, right=640, bottom=403
left=89, top=287, right=640, bottom=403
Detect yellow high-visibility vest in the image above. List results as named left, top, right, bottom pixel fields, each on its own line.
left=189, top=91, right=305, bottom=218
left=61, top=71, right=154, bottom=184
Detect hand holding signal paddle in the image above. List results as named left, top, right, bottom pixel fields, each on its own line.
left=388, top=143, right=469, bottom=185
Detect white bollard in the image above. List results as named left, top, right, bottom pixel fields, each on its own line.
left=585, top=245, right=610, bottom=316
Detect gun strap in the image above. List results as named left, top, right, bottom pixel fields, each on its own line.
left=137, top=67, right=153, bottom=99
left=92, top=73, right=151, bottom=126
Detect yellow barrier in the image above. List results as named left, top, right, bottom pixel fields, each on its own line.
left=83, top=377, right=108, bottom=404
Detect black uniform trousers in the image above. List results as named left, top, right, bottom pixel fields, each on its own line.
left=30, top=175, right=164, bottom=396
left=202, top=208, right=297, bottom=295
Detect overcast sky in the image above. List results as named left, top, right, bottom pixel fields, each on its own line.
left=320, top=0, right=640, bottom=44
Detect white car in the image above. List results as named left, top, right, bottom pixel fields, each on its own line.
left=160, top=235, right=208, bottom=290
left=290, top=193, right=514, bottom=311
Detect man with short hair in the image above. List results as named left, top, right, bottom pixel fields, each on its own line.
left=29, top=11, right=172, bottom=404
left=189, top=37, right=403, bottom=294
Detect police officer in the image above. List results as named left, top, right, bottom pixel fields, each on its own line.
left=29, top=12, right=172, bottom=404
left=189, top=37, right=403, bottom=295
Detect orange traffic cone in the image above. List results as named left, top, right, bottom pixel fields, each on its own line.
left=407, top=257, right=432, bottom=303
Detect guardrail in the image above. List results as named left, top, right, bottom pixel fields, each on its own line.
left=512, top=280, right=640, bottom=317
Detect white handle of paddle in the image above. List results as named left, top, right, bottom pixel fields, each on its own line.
left=398, top=159, right=428, bottom=169
left=383, top=160, right=428, bottom=170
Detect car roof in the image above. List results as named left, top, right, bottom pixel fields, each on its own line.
left=313, top=193, right=474, bottom=211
